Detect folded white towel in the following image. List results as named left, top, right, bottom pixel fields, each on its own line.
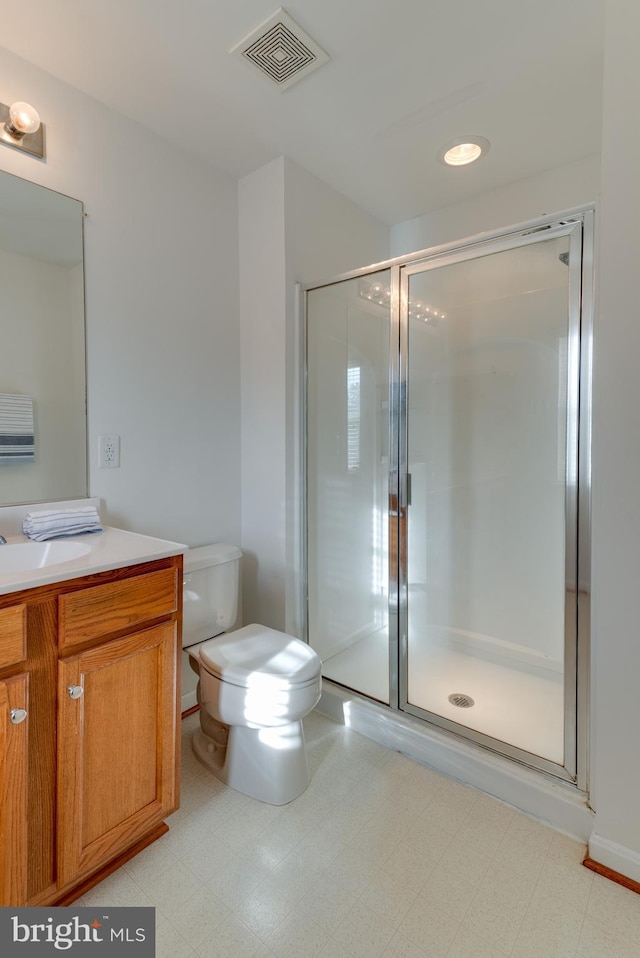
left=23, top=506, right=103, bottom=541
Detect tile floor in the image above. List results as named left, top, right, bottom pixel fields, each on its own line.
left=78, top=711, right=640, bottom=957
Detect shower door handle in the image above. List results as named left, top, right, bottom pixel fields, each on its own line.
left=390, top=471, right=411, bottom=512
left=389, top=470, right=399, bottom=516
left=400, top=473, right=412, bottom=509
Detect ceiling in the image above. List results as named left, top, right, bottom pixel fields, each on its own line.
left=0, top=0, right=604, bottom=225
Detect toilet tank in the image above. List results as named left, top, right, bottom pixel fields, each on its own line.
left=182, top=543, right=242, bottom=648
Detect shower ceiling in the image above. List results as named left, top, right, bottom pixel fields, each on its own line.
left=0, top=0, right=604, bottom=225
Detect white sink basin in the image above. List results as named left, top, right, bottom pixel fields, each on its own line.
left=0, top=540, right=92, bottom=574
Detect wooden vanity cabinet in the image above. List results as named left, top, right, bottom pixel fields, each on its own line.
left=0, top=554, right=182, bottom=907
left=0, top=671, right=29, bottom=905
left=57, top=619, right=178, bottom=888
left=0, top=603, right=28, bottom=906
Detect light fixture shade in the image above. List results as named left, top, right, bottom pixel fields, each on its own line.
left=439, top=135, right=490, bottom=167
left=8, top=101, right=41, bottom=136
left=0, top=99, right=45, bottom=158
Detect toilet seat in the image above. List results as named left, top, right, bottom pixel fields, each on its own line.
left=198, top=623, right=321, bottom=693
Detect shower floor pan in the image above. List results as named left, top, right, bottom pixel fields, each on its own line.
left=323, top=627, right=564, bottom=764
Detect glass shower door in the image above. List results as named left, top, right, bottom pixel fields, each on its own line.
left=306, top=270, right=392, bottom=703
left=400, top=226, right=582, bottom=773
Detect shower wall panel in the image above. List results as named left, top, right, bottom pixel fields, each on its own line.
left=306, top=273, right=391, bottom=702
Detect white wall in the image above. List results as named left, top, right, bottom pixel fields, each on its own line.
left=238, top=158, right=287, bottom=629
left=587, top=0, right=640, bottom=882
left=0, top=248, right=85, bottom=503
left=391, top=154, right=600, bottom=258
left=0, top=44, right=241, bottom=548
left=239, top=157, right=389, bottom=633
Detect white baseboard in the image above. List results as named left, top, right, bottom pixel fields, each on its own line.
left=588, top=833, right=640, bottom=885
left=317, top=680, right=593, bottom=841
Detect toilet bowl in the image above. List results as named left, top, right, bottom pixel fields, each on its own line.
left=183, top=545, right=322, bottom=805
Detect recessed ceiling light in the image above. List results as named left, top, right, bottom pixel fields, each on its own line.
left=439, top=136, right=490, bottom=167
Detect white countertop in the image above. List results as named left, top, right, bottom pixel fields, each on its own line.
left=0, top=526, right=187, bottom=596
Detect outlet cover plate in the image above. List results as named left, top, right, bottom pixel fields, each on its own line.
left=98, top=434, right=120, bottom=468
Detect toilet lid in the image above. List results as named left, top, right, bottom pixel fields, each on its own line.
left=198, top=624, right=321, bottom=691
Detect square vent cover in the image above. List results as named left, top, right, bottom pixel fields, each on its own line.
left=230, top=7, right=329, bottom=91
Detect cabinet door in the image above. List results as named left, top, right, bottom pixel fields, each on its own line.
left=0, top=673, right=29, bottom=906
left=57, top=622, right=179, bottom=888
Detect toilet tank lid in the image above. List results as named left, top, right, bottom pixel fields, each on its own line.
left=184, top=543, right=242, bottom=572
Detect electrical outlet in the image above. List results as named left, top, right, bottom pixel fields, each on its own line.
left=98, top=434, right=120, bottom=468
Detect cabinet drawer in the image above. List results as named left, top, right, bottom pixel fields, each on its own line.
left=0, top=605, right=27, bottom=668
left=58, top=568, right=178, bottom=652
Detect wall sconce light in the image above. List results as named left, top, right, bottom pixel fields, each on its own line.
left=0, top=101, right=45, bottom=158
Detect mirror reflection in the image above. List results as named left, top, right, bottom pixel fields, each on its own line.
left=0, top=170, right=86, bottom=506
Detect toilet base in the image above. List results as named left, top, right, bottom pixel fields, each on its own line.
left=192, top=719, right=311, bottom=805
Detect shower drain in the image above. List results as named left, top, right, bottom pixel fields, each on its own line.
left=448, top=693, right=475, bottom=708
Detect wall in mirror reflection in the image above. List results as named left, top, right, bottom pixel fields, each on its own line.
left=0, top=170, right=86, bottom=506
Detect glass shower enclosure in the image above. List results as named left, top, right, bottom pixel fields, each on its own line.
left=304, top=211, right=592, bottom=785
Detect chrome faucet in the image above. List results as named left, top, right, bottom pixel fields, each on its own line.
left=0, top=535, right=6, bottom=544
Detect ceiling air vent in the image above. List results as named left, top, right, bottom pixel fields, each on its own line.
left=230, top=7, right=329, bottom=91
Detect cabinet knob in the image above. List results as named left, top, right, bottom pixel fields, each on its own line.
left=10, top=708, right=28, bottom=724
left=68, top=685, right=84, bottom=700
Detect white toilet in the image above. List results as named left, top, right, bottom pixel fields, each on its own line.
left=183, top=544, right=322, bottom=805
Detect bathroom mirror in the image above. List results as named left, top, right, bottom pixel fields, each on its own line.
left=0, top=169, right=86, bottom=506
